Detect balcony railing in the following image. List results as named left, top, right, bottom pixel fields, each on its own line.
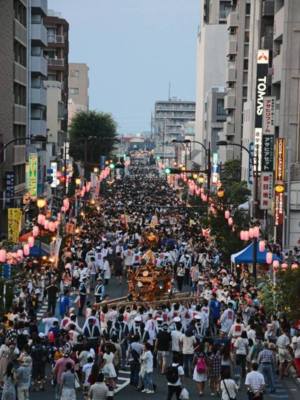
left=47, top=34, right=65, bottom=44
left=47, top=58, right=65, bottom=67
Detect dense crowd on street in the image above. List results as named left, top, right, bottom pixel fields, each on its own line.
left=0, top=163, right=300, bottom=400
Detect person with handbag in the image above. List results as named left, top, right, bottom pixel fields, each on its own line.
left=220, top=369, right=238, bottom=400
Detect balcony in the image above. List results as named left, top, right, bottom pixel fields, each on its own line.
left=223, top=121, right=235, bottom=137
left=31, top=87, right=47, bottom=106
left=227, top=39, right=237, bottom=56
left=14, top=62, right=27, bottom=85
left=14, top=105, right=26, bottom=124
left=261, top=34, right=273, bottom=49
left=226, top=65, right=237, bottom=82
left=31, top=56, right=48, bottom=77
left=224, top=90, right=236, bottom=109
left=273, top=52, right=282, bottom=83
left=14, top=20, right=27, bottom=45
left=48, top=58, right=65, bottom=68
left=262, top=0, right=274, bottom=17
left=31, top=119, right=47, bottom=136
left=31, top=23, right=48, bottom=46
left=31, top=0, right=47, bottom=15
left=47, top=34, right=65, bottom=44
left=13, top=145, right=26, bottom=165
left=227, top=11, right=238, bottom=28
left=274, top=6, right=284, bottom=40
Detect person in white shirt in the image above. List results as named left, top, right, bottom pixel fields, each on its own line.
left=171, top=319, right=183, bottom=356
left=220, top=303, right=235, bottom=335
left=140, top=342, right=154, bottom=394
left=276, top=330, right=292, bottom=379
left=245, top=362, right=265, bottom=400
left=82, top=357, right=94, bottom=393
left=220, top=369, right=238, bottom=400
left=180, top=330, right=196, bottom=377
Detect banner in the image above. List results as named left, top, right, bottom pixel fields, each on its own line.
left=275, top=192, right=284, bottom=226
left=275, top=138, right=286, bottom=181
left=7, top=208, right=22, bottom=243
left=262, top=96, right=275, bottom=136
left=28, top=153, right=38, bottom=197
left=255, top=50, right=269, bottom=128
left=262, top=135, right=274, bottom=172
left=5, top=172, right=15, bottom=206
left=260, top=172, right=273, bottom=210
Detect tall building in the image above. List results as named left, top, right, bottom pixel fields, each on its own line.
left=0, top=0, right=28, bottom=202
left=68, top=63, right=89, bottom=125
left=195, top=0, right=230, bottom=164
left=44, top=10, right=69, bottom=142
left=223, top=0, right=251, bottom=160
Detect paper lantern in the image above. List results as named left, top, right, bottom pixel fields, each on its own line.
left=266, top=252, right=273, bottom=264
left=273, top=264, right=279, bottom=272
left=281, top=263, right=288, bottom=271
left=44, top=220, right=49, bottom=230
left=23, top=244, right=30, bottom=256
left=28, top=237, right=35, bottom=248
left=240, top=231, right=244, bottom=240
left=228, top=217, right=233, bottom=226
left=292, top=263, right=299, bottom=270
left=259, top=240, right=265, bottom=252
left=63, top=198, right=70, bottom=211
left=0, top=250, right=6, bottom=263
left=225, top=210, right=230, bottom=220
left=273, top=260, right=279, bottom=268
left=202, top=194, right=208, bottom=202
left=17, top=249, right=23, bottom=259
left=253, top=226, right=260, bottom=238
left=37, top=214, right=45, bottom=225
left=32, top=226, right=39, bottom=237
left=249, top=228, right=254, bottom=239
left=244, top=231, right=249, bottom=241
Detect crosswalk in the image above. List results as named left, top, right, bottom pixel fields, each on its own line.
left=114, top=368, right=131, bottom=394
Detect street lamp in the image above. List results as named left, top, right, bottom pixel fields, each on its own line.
left=37, top=198, right=46, bottom=209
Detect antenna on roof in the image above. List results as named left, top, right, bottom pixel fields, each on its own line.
left=168, top=82, right=171, bottom=101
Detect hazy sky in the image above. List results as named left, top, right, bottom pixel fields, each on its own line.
left=49, top=0, right=200, bottom=134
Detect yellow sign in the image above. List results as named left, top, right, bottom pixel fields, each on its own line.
left=28, top=153, right=38, bottom=197
left=7, top=208, right=22, bottom=243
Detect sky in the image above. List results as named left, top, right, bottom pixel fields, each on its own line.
left=49, top=0, right=200, bottom=134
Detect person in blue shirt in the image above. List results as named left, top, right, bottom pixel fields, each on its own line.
left=209, top=293, right=221, bottom=337
left=59, top=290, right=70, bottom=319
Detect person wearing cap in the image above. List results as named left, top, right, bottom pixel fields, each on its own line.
left=95, top=277, right=105, bottom=304
left=155, top=324, right=171, bottom=374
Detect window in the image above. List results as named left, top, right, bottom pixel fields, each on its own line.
left=31, top=46, right=42, bottom=56
left=14, top=41, right=27, bottom=67
left=13, top=124, right=26, bottom=140
left=48, top=73, right=57, bottom=81
left=220, top=1, right=231, bottom=19
left=244, top=31, right=250, bottom=43
left=14, top=164, right=25, bottom=186
left=14, top=0, right=26, bottom=27
left=69, top=88, right=79, bottom=96
left=242, top=87, right=248, bottom=97
left=243, top=59, right=249, bottom=70
left=70, top=70, right=80, bottom=78
left=31, top=14, right=42, bottom=24
left=14, top=83, right=26, bottom=106
left=216, top=98, right=226, bottom=116
left=246, top=3, right=251, bottom=15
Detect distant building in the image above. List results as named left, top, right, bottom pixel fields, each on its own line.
left=68, top=63, right=89, bottom=125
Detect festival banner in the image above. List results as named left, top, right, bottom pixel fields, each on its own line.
left=7, top=208, right=22, bottom=243
left=28, top=153, right=38, bottom=197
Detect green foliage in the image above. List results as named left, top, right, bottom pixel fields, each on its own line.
left=69, top=111, right=118, bottom=167
left=221, top=160, right=251, bottom=207
left=276, top=269, right=300, bottom=320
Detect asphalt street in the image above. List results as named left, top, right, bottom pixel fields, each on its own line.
left=30, top=277, right=300, bottom=400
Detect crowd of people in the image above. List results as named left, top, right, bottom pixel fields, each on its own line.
left=0, top=163, right=299, bottom=400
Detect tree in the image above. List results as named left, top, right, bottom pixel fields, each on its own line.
left=69, top=111, right=118, bottom=168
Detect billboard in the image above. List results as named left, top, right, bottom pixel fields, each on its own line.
left=275, top=138, right=286, bottom=181
left=28, top=153, right=38, bottom=197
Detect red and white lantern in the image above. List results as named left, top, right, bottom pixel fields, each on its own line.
left=0, top=250, right=6, bottom=263
left=259, top=240, right=265, bottom=252
left=266, top=252, right=273, bottom=265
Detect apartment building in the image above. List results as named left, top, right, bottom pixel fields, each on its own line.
left=68, top=63, right=89, bottom=125
left=0, top=0, right=28, bottom=202
left=44, top=10, right=69, bottom=143
left=223, top=0, right=251, bottom=162
left=195, top=0, right=230, bottom=164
